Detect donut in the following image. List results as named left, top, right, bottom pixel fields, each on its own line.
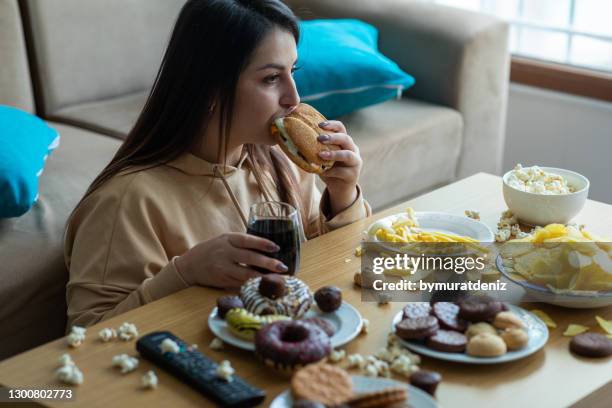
left=225, top=308, right=290, bottom=340
left=241, top=276, right=313, bottom=318
left=255, top=320, right=331, bottom=372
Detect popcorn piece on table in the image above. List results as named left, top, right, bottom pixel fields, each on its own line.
left=55, top=364, right=84, bottom=385
left=364, top=363, right=378, bottom=377
left=160, top=338, right=181, bottom=354
left=66, top=326, right=86, bottom=348
left=465, top=210, right=480, bottom=221
left=360, top=318, right=370, bottom=334
left=141, top=370, right=158, bottom=389
left=112, top=354, right=139, bottom=374
left=354, top=246, right=363, bottom=257
left=117, top=322, right=139, bottom=341
left=347, top=354, right=366, bottom=369
left=209, top=338, right=224, bottom=351
left=377, top=293, right=392, bottom=305
left=216, top=360, right=234, bottom=382
left=58, top=353, right=74, bottom=367
left=390, top=355, right=419, bottom=378
left=98, top=328, right=117, bottom=342
left=329, top=349, right=346, bottom=363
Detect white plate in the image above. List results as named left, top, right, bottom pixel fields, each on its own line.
left=367, top=211, right=494, bottom=247
left=392, top=304, right=548, bottom=364
left=208, top=301, right=363, bottom=351
left=270, top=375, right=438, bottom=408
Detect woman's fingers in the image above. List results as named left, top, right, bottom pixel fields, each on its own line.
left=231, top=248, right=287, bottom=273
left=319, top=149, right=361, bottom=166
left=319, top=120, right=347, bottom=134
left=224, top=265, right=262, bottom=288
left=320, top=166, right=357, bottom=181
left=226, top=232, right=279, bottom=253
left=317, top=132, right=357, bottom=152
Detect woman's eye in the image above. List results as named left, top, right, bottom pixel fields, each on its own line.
left=265, top=74, right=280, bottom=83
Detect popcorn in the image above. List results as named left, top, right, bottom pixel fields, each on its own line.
left=390, top=355, right=418, bottom=377
left=58, top=353, right=74, bottom=367
left=364, top=363, right=378, bottom=377
left=66, top=326, right=86, bottom=348
left=98, top=328, right=117, bottom=342
left=347, top=354, right=366, bottom=369
left=55, top=363, right=83, bottom=385
left=141, top=370, right=158, bottom=389
left=377, top=293, right=392, bottom=305
left=117, top=322, right=139, bottom=341
left=495, top=228, right=511, bottom=243
left=209, top=338, right=224, bottom=351
left=374, top=347, right=395, bottom=363
left=465, top=210, right=480, bottom=221
left=112, top=354, right=139, bottom=374
left=216, top=360, right=234, bottom=382
left=507, top=164, right=574, bottom=195
left=160, top=338, right=181, bottom=354
left=329, top=349, right=346, bottom=363
left=354, top=246, right=363, bottom=257
left=360, top=318, right=370, bottom=334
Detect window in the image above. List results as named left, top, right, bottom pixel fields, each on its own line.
left=433, top=0, right=612, bottom=74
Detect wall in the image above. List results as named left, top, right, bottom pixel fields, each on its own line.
left=503, top=83, right=612, bottom=205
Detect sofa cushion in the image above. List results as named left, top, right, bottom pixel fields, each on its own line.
left=0, top=0, right=35, bottom=112
left=21, top=0, right=186, bottom=116
left=0, top=106, right=60, bottom=217
left=0, top=123, right=120, bottom=361
left=339, top=98, right=463, bottom=210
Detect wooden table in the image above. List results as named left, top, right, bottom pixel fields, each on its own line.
left=1, top=173, right=610, bottom=408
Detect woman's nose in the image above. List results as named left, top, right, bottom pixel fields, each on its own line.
left=280, top=80, right=300, bottom=110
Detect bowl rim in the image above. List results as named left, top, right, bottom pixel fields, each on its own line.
left=502, top=166, right=590, bottom=197
left=495, top=254, right=612, bottom=298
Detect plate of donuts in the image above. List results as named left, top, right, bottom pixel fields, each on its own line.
left=391, top=301, right=548, bottom=364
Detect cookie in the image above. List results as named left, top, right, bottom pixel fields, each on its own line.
left=493, top=311, right=525, bottom=330
left=395, top=316, right=439, bottom=340
left=302, top=317, right=336, bottom=337
left=458, top=296, right=503, bottom=322
left=216, top=296, right=244, bottom=319
left=466, top=333, right=507, bottom=357
left=402, top=302, right=431, bottom=320
left=569, top=333, right=612, bottom=358
left=410, top=370, right=441, bottom=397
left=259, top=274, right=287, bottom=299
left=500, top=328, right=529, bottom=350
left=432, top=302, right=467, bottom=332
left=291, top=363, right=353, bottom=406
left=426, top=330, right=467, bottom=353
left=465, top=322, right=497, bottom=339
left=314, top=286, right=342, bottom=313
left=346, top=386, right=407, bottom=408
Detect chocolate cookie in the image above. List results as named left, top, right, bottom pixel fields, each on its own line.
left=432, top=302, right=467, bottom=332
left=458, top=296, right=503, bottom=322
left=346, top=386, right=407, bottom=408
left=216, top=295, right=244, bottom=319
left=259, top=274, right=287, bottom=299
left=302, top=317, right=336, bottom=337
left=402, top=302, right=432, bottom=320
left=569, top=333, right=612, bottom=358
left=314, top=286, right=342, bottom=313
left=426, top=330, right=467, bottom=353
left=410, top=370, right=442, bottom=397
left=395, top=316, right=439, bottom=340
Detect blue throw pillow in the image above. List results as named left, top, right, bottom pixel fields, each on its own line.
left=294, top=19, right=415, bottom=119
left=0, top=105, right=60, bottom=218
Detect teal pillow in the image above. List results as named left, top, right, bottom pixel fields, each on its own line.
left=0, top=105, right=60, bottom=218
left=295, top=19, right=415, bottom=119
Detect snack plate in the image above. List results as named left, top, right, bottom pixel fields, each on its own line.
left=208, top=301, right=363, bottom=351
left=392, top=304, right=548, bottom=364
left=366, top=211, right=494, bottom=252
left=270, top=375, right=438, bottom=408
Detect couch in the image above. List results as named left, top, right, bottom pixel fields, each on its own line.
left=0, top=0, right=509, bottom=360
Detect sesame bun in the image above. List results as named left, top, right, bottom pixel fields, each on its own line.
left=270, top=103, right=338, bottom=174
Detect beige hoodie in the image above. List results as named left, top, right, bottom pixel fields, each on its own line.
left=64, top=148, right=371, bottom=329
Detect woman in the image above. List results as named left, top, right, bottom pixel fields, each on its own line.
left=64, top=0, right=371, bottom=328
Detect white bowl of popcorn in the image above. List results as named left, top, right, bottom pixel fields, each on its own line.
left=502, top=164, right=589, bottom=226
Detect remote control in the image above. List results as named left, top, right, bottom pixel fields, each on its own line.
left=136, top=331, right=265, bottom=407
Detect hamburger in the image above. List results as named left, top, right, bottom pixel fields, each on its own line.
left=270, top=103, right=339, bottom=174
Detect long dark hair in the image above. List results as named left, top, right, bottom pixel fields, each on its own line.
left=71, top=0, right=307, bottom=227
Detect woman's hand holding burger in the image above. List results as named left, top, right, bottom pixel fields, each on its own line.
left=316, top=120, right=362, bottom=217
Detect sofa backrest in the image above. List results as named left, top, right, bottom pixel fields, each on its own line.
left=20, top=0, right=186, bottom=116
left=0, top=0, right=35, bottom=112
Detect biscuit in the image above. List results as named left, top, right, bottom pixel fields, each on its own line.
left=466, top=333, right=507, bottom=357
left=291, top=364, right=353, bottom=406
left=500, top=328, right=529, bottom=350
left=426, top=330, right=467, bottom=353
left=346, top=386, right=407, bottom=408
left=402, top=302, right=431, bottom=320
left=493, top=311, right=525, bottom=330
left=395, top=316, right=439, bottom=340
left=569, top=333, right=612, bottom=358
left=458, top=296, right=503, bottom=322
left=465, top=322, right=497, bottom=339
left=432, top=302, right=467, bottom=332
